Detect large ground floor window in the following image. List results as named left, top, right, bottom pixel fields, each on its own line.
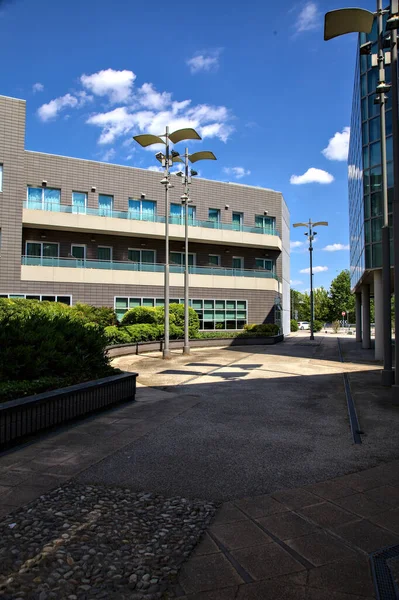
left=0, top=293, right=72, bottom=304
left=114, top=296, right=248, bottom=329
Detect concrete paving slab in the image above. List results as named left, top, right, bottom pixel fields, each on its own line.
left=284, top=531, right=361, bottom=567
left=179, top=554, right=243, bottom=594
left=307, top=558, right=375, bottom=597
left=332, top=518, right=399, bottom=552
left=256, top=511, right=319, bottom=540
left=334, top=492, right=390, bottom=518
left=299, top=502, right=358, bottom=528
left=210, top=519, right=273, bottom=550
left=234, top=495, right=288, bottom=519
left=231, top=542, right=306, bottom=580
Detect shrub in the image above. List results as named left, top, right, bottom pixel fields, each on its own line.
left=242, top=323, right=279, bottom=336
left=332, top=320, right=340, bottom=333
left=121, top=306, right=163, bottom=326
left=104, top=326, right=132, bottom=345
left=313, top=320, right=323, bottom=333
left=290, top=319, right=299, bottom=332
left=124, top=324, right=161, bottom=342
left=72, top=302, right=117, bottom=328
left=168, top=303, right=200, bottom=338
left=0, top=298, right=109, bottom=382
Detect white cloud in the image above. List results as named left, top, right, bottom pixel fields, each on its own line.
left=223, top=166, right=251, bottom=179
left=100, top=148, right=116, bottom=162
left=323, top=243, right=350, bottom=252
left=186, top=50, right=221, bottom=73
left=290, top=168, right=334, bottom=185
left=290, top=279, right=303, bottom=286
left=81, top=68, right=136, bottom=103
left=300, top=266, right=328, bottom=274
left=37, top=93, right=79, bottom=122
left=295, top=2, right=320, bottom=33
left=290, top=241, right=304, bottom=249
left=348, top=164, right=362, bottom=180
left=136, top=83, right=172, bottom=110
left=32, top=82, right=44, bottom=93
left=147, top=165, right=164, bottom=172
left=322, top=127, right=350, bottom=161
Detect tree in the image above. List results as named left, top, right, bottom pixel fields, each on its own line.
left=290, top=289, right=309, bottom=320
left=314, top=287, right=330, bottom=322
left=328, top=270, right=355, bottom=323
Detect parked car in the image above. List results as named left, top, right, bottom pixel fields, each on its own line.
left=298, top=321, right=310, bottom=330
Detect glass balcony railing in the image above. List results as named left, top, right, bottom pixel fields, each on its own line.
left=21, top=256, right=279, bottom=280
left=23, top=201, right=279, bottom=237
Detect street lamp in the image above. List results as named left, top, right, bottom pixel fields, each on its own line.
left=324, top=2, right=394, bottom=386
left=293, top=220, right=328, bottom=341
left=133, top=127, right=201, bottom=359
left=176, top=149, right=216, bottom=355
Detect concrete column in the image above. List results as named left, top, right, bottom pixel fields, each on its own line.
left=374, top=270, right=383, bottom=360
left=362, top=283, right=371, bottom=350
left=355, top=292, right=362, bottom=342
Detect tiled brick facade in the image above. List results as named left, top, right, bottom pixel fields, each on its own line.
left=0, top=95, right=290, bottom=331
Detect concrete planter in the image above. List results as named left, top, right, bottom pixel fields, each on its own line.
left=107, top=335, right=284, bottom=358
left=0, top=372, right=137, bottom=447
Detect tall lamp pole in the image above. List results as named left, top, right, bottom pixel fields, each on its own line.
left=324, top=3, right=394, bottom=385
left=293, top=220, right=328, bottom=341
left=133, top=127, right=201, bottom=359
left=177, top=149, right=216, bottom=354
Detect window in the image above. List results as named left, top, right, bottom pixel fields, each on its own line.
left=0, top=293, right=71, bottom=305
left=114, top=297, right=248, bottom=330
left=27, top=187, right=61, bottom=211
left=98, top=194, right=113, bottom=216
left=170, top=252, right=195, bottom=266
left=0, top=164, right=3, bottom=192
left=255, top=215, right=275, bottom=231
left=72, top=192, right=87, bottom=214
left=71, top=244, right=86, bottom=260
left=128, top=249, right=156, bottom=263
left=98, top=246, right=112, bottom=261
left=128, top=198, right=156, bottom=221
left=26, top=241, right=59, bottom=258
left=232, top=212, right=243, bottom=230
left=208, top=208, right=220, bottom=225
left=209, top=255, right=221, bottom=266
left=232, top=257, right=244, bottom=269
left=255, top=258, right=273, bottom=271
left=170, top=203, right=196, bottom=224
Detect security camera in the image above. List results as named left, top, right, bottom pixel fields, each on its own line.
left=359, top=41, right=372, bottom=55
left=91, top=186, right=96, bottom=192
left=42, top=180, right=47, bottom=187
left=141, top=193, right=146, bottom=199
left=264, top=210, right=268, bottom=215
left=225, top=204, right=229, bottom=209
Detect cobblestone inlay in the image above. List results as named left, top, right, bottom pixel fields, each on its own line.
left=0, top=483, right=216, bottom=599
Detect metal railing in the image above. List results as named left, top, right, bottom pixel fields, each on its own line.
left=21, top=256, right=279, bottom=279
left=23, top=201, right=279, bottom=237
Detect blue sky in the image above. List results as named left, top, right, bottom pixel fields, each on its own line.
left=1, top=0, right=376, bottom=291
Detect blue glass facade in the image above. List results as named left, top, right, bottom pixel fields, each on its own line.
left=348, top=15, right=396, bottom=290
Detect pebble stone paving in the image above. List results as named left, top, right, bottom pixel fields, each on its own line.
left=0, top=484, right=216, bottom=600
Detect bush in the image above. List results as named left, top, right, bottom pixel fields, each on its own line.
left=332, top=320, right=340, bottom=333
left=165, top=303, right=200, bottom=338
left=0, top=376, right=70, bottom=403
left=313, top=320, right=323, bottom=333
left=0, top=298, right=109, bottom=382
left=104, top=326, right=132, bottom=345
left=121, top=306, right=163, bottom=326
left=290, top=319, right=299, bottom=332
left=72, top=302, right=117, bottom=328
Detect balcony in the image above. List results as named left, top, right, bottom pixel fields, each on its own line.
left=22, top=202, right=282, bottom=250
left=21, top=256, right=280, bottom=292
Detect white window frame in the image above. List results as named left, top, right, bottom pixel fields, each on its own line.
left=232, top=256, right=244, bottom=269
left=97, top=245, right=113, bottom=261
left=72, top=191, right=88, bottom=214
left=71, top=244, right=87, bottom=260
left=0, top=293, right=72, bottom=304
left=26, top=186, right=61, bottom=209
left=208, top=254, right=221, bottom=267
left=0, top=164, right=3, bottom=192
left=170, top=251, right=196, bottom=266
left=208, top=208, right=221, bottom=223
left=98, top=194, right=114, bottom=215
left=128, top=248, right=157, bottom=263
left=255, top=258, right=273, bottom=271
left=25, top=240, right=60, bottom=258
left=232, top=212, right=243, bottom=228
left=128, top=198, right=157, bottom=217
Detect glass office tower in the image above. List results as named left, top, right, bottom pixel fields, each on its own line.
left=348, top=14, right=395, bottom=291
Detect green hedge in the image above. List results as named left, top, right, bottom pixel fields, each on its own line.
left=290, top=319, right=299, bottom=332
left=0, top=299, right=110, bottom=382
left=313, top=320, right=323, bottom=333
left=120, top=304, right=200, bottom=337
left=243, top=323, right=280, bottom=336
left=71, top=303, right=117, bottom=328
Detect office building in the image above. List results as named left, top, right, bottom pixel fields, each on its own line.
left=0, top=94, right=290, bottom=334
left=348, top=13, right=395, bottom=357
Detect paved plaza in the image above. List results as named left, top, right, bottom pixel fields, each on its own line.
left=1, top=334, right=399, bottom=598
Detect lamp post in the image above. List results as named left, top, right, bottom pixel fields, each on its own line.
left=293, top=220, right=328, bottom=341
left=176, top=149, right=216, bottom=354
left=324, top=3, right=394, bottom=386
left=133, top=127, right=201, bottom=359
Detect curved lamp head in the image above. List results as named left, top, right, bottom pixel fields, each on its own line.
left=324, top=8, right=374, bottom=41
left=313, top=221, right=328, bottom=227
left=293, top=222, right=308, bottom=228
left=188, top=151, right=217, bottom=164
left=133, top=134, right=165, bottom=147
left=168, top=128, right=201, bottom=144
